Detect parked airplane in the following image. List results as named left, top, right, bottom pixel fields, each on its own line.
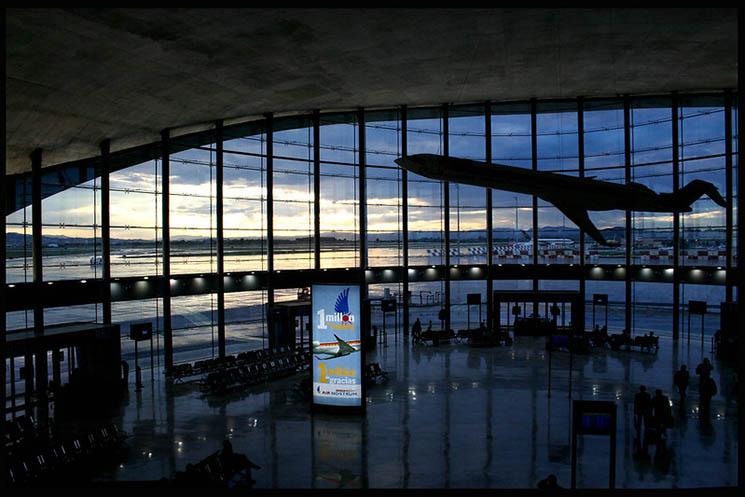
left=396, top=154, right=726, bottom=246
left=312, top=335, right=360, bottom=360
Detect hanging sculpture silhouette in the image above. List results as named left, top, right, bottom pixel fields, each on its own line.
left=395, top=154, right=726, bottom=246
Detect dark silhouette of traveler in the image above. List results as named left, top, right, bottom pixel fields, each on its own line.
left=653, top=437, right=673, bottom=475
left=438, top=308, right=448, bottom=330
left=220, top=439, right=261, bottom=486
left=634, top=386, right=652, bottom=440
left=651, top=389, right=672, bottom=442
left=479, top=320, right=487, bottom=333
left=121, top=360, right=130, bottom=386
left=412, top=317, right=422, bottom=336
left=674, top=365, right=690, bottom=402
left=696, top=358, right=713, bottom=380
left=536, top=473, right=561, bottom=490
left=699, top=375, right=718, bottom=418
left=600, top=325, right=607, bottom=335
left=426, top=321, right=433, bottom=333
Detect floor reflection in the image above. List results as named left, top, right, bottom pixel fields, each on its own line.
left=96, top=332, right=738, bottom=489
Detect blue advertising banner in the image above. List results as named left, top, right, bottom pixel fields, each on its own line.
left=311, top=284, right=362, bottom=407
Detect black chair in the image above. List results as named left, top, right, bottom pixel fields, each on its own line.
left=65, top=438, right=85, bottom=460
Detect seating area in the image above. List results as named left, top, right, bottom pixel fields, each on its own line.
left=365, top=362, right=389, bottom=383
left=545, top=331, right=660, bottom=355
left=5, top=415, right=128, bottom=487
left=414, top=329, right=455, bottom=346
left=456, top=329, right=514, bottom=347
left=608, top=332, right=659, bottom=354
left=169, top=447, right=260, bottom=488
left=171, top=346, right=311, bottom=383
left=200, top=347, right=312, bottom=395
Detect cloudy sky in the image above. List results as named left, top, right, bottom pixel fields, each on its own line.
left=7, top=102, right=729, bottom=242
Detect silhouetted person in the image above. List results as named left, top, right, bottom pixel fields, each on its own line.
left=600, top=325, right=607, bottom=335
left=634, top=385, right=652, bottom=438
left=412, top=318, right=422, bottom=336
left=699, top=375, right=718, bottom=417
left=426, top=321, right=433, bottom=333
left=674, top=365, right=690, bottom=401
left=696, top=358, right=713, bottom=380
left=479, top=321, right=487, bottom=333
left=537, top=473, right=561, bottom=490
left=651, top=389, right=672, bottom=441
left=438, top=307, right=449, bottom=331
left=121, top=360, right=130, bottom=385
left=220, top=439, right=261, bottom=486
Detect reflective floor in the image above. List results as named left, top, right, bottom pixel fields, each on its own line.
left=86, top=332, right=737, bottom=489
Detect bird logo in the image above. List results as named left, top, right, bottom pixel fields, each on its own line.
left=335, top=288, right=351, bottom=323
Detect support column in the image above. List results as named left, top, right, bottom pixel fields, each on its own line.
left=624, top=98, right=632, bottom=336
left=402, top=106, right=410, bottom=337
left=313, top=110, right=321, bottom=269
left=161, top=130, right=173, bottom=372
left=672, top=96, right=681, bottom=341
left=485, top=102, right=494, bottom=331
left=1, top=40, right=7, bottom=467
left=216, top=122, right=226, bottom=358
left=531, top=100, right=538, bottom=292
left=443, top=104, right=451, bottom=332
left=265, top=114, right=275, bottom=341
left=31, top=148, right=47, bottom=399
left=100, top=139, right=112, bottom=325
left=358, top=109, right=369, bottom=339
left=736, top=8, right=744, bottom=488
left=725, top=91, right=734, bottom=303
left=577, top=98, right=586, bottom=329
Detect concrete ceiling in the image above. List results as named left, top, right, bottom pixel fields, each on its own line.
left=5, top=8, right=737, bottom=175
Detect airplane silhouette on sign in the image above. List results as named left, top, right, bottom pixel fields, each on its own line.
left=312, top=335, right=360, bottom=360
left=396, top=154, right=726, bottom=246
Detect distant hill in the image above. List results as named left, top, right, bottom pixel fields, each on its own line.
left=7, top=225, right=713, bottom=248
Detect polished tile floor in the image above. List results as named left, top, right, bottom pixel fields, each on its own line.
left=88, top=332, right=737, bottom=489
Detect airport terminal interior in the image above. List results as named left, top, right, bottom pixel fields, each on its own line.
left=2, top=7, right=744, bottom=490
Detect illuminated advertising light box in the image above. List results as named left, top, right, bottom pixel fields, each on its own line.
left=311, top=284, right=364, bottom=411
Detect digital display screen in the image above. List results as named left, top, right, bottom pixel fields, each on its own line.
left=312, top=284, right=363, bottom=407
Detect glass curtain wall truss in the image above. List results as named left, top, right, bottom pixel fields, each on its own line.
left=4, top=94, right=739, bottom=372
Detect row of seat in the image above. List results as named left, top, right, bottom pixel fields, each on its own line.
left=7, top=423, right=128, bottom=487
left=201, top=348, right=311, bottom=395
left=171, top=346, right=301, bottom=381
left=170, top=448, right=258, bottom=488
left=182, top=451, right=228, bottom=484
left=365, top=362, right=389, bottom=383
left=4, top=415, right=41, bottom=450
